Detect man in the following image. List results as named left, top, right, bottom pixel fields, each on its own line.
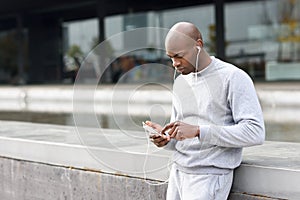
left=146, top=22, right=265, bottom=200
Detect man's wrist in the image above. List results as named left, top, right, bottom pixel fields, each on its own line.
left=195, top=125, right=200, bottom=137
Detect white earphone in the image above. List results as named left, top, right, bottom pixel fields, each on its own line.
left=195, top=46, right=201, bottom=71
left=173, top=46, right=202, bottom=80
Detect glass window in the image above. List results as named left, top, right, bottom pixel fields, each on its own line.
left=62, top=18, right=99, bottom=83
left=225, top=0, right=300, bottom=80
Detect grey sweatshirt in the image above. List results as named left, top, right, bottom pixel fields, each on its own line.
left=165, top=56, right=265, bottom=174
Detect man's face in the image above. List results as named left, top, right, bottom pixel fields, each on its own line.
left=165, top=35, right=196, bottom=75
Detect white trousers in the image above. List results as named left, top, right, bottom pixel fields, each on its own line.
left=166, top=166, right=233, bottom=200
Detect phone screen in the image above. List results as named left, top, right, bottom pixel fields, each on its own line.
left=142, top=122, right=159, bottom=134
left=142, top=122, right=169, bottom=136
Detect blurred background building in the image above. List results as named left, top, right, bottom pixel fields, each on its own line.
left=0, top=0, right=299, bottom=84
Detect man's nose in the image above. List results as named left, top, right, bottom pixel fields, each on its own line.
left=172, top=59, right=180, bottom=67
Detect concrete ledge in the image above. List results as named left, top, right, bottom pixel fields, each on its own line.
left=0, top=121, right=299, bottom=199
left=0, top=121, right=171, bottom=181
left=232, top=142, right=300, bottom=199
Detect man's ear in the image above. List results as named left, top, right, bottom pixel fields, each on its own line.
left=196, top=39, right=203, bottom=48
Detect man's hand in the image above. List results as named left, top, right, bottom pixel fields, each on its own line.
left=145, top=121, right=170, bottom=147
left=161, top=121, right=199, bottom=141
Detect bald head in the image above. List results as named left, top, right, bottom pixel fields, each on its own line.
left=169, top=22, right=202, bottom=41
left=165, top=22, right=211, bottom=74
left=165, top=22, right=203, bottom=55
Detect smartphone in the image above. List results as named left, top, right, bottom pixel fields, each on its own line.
left=142, top=122, right=169, bottom=136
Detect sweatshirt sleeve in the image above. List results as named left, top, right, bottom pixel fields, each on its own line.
left=199, top=69, right=265, bottom=148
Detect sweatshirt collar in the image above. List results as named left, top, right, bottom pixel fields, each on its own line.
left=195, top=56, right=216, bottom=76
left=185, top=56, right=216, bottom=80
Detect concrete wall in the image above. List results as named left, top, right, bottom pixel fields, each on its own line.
left=0, top=121, right=299, bottom=199
left=0, top=156, right=167, bottom=200
left=0, top=155, right=278, bottom=200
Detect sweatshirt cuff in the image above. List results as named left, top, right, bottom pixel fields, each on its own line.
left=163, top=138, right=177, bottom=151
left=199, top=125, right=210, bottom=142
